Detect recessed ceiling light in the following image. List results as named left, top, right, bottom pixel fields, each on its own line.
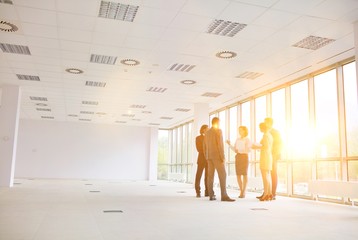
left=120, top=59, right=140, bottom=66
left=98, top=1, right=139, bottom=22
left=181, top=80, right=196, bottom=85
left=292, top=35, right=335, bottom=50
left=66, top=68, right=83, bottom=74
left=207, top=19, right=246, bottom=37
left=0, top=21, right=18, bottom=32
left=216, top=51, right=237, bottom=59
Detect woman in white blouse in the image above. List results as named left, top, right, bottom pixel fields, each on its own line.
left=226, top=126, right=252, bottom=198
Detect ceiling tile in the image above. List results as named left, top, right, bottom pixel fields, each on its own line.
left=134, top=7, right=178, bottom=27
left=0, top=4, right=19, bottom=20
left=16, top=6, right=57, bottom=26
left=21, top=23, right=58, bottom=38
left=218, top=2, right=267, bottom=24
left=14, top=0, right=56, bottom=10
left=169, top=13, right=212, bottom=32
left=253, top=9, right=300, bottom=29
left=59, top=28, right=93, bottom=43
left=56, top=0, right=100, bottom=16
left=181, top=0, right=230, bottom=17
left=57, top=12, right=96, bottom=31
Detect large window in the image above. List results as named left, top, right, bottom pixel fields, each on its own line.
left=343, top=62, right=358, bottom=157
left=314, top=69, right=340, bottom=158
left=289, top=80, right=311, bottom=160
left=158, top=130, right=169, bottom=180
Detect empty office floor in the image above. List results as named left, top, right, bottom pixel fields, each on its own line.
left=0, top=179, right=357, bottom=240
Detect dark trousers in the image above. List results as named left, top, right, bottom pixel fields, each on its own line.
left=195, top=161, right=208, bottom=195
left=207, top=159, right=228, bottom=199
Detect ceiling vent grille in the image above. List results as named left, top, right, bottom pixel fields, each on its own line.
left=160, top=116, right=173, bottom=120
left=98, top=1, right=139, bottom=22
left=0, top=43, right=31, bottom=55
left=149, top=123, right=160, bottom=126
left=0, top=0, right=13, bottom=4
left=132, top=119, right=141, bottom=121
left=80, top=111, right=94, bottom=114
left=96, top=112, right=107, bottom=115
left=292, top=36, right=335, bottom=50
left=30, top=96, right=47, bottom=101
left=16, top=74, right=40, bottom=81
left=142, top=111, right=152, bottom=114
left=82, top=100, right=99, bottom=105
left=168, top=63, right=196, bottom=72
left=130, top=104, right=146, bottom=109
left=147, top=87, right=167, bottom=93
left=36, top=108, right=51, bottom=111
left=236, top=71, right=263, bottom=80
left=175, top=108, right=190, bottom=112
left=68, top=114, right=78, bottom=117
left=122, top=114, right=135, bottom=117
left=207, top=19, right=247, bottom=37
left=90, top=54, right=117, bottom=65
left=85, top=81, right=107, bottom=87
left=79, top=118, right=91, bottom=121
left=202, top=92, right=222, bottom=98
left=41, top=116, right=54, bottom=119
left=116, top=120, right=126, bottom=123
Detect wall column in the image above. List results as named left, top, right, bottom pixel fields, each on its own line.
left=191, top=103, right=209, bottom=184
left=0, top=85, right=21, bottom=187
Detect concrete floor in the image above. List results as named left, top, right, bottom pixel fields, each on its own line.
left=0, top=179, right=357, bottom=240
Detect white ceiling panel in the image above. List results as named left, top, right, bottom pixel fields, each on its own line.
left=308, top=0, right=358, bottom=20
left=141, top=0, right=186, bottom=10
left=58, top=28, right=93, bottom=43
left=218, top=2, right=267, bottom=24
left=232, top=0, right=277, bottom=8
left=181, top=0, right=230, bottom=17
left=283, top=16, right=333, bottom=35
left=21, top=23, right=58, bottom=38
left=57, top=13, right=96, bottom=31
left=56, top=0, right=100, bottom=16
left=26, top=36, right=60, bottom=49
left=16, top=6, right=57, bottom=26
left=134, top=7, right=178, bottom=27
left=169, top=13, right=212, bottom=32
left=0, top=4, right=18, bottom=20
left=60, top=40, right=91, bottom=53
left=272, top=0, right=324, bottom=14
left=14, top=0, right=56, bottom=10
left=253, top=9, right=300, bottom=29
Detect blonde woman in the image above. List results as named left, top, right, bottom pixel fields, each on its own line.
left=252, top=122, right=273, bottom=201
left=226, top=126, right=252, bottom=198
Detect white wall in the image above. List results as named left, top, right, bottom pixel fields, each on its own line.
left=15, top=119, right=151, bottom=180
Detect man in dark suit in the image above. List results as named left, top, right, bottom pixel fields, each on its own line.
left=203, top=117, right=235, bottom=202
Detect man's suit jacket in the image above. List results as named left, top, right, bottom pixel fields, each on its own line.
left=204, top=127, right=225, bottom=162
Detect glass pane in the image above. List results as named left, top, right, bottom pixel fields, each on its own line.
left=172, top=129, right=177, bottom=165
left=289, top=80, right=312, bottom=160
left=317, top=161, right=341, bottom=180
left=348, top=160, right=358, bottom=182
left=177, top=127, right=181, bottom=164
left=158, top=130, right=169, bottom=179
left=314, top=69, right=339, bottom=158
left=271, top=88, right=286, bottom=157
left=255, top=96, right=266, bottom=161
left=182, top=125, right=187, bottom=164
left=241, top=101, right=251, bottom=131
left=277, top=162, right=287, bottom=194
left=292, top=162, right=311, bottom=196
left=188, top=122, right=193, bottom=164
left=219, top=110, right=227, bottom=162
left=343, top=62, right=358, bottom=157
left=228, top=106, right=238, bottom=162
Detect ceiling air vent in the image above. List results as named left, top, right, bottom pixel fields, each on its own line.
left=80, top=111, right=94, bottom=114
left=160, top=117, right=173, bottom=120
left=98, top=1, right=139, bottom=22
left=90, top=54, right=117, bottom=65
left=142, top=111, right=151, bottom=114
left=292, top=36, right=335, bottom=50
left=79, top=119, right=91, bottom=121
left=16, top=74, right=40, bottom=81
left=175, top=108, right=190, bottom=112
left=0, top=21, right=18, bottom=32
left=36, top=108, right=51, bottom=111
left=236, top=71, right=263, bottom=80
left=41, top=116, right=54, bottom=119
left=30, top=96, right=47, bottom=101
left=0, top=43, right=31, bottom=55
left=82, top=100, right=99, bottom=105
left=147, top=87, right=167, bottom=93
left=202, top=92, right=222, bottom=98
left=149, top=123, right=160, bottom=126
left=130, top=104, right=146, bottom=109
left=68, top=114, right=78, bottom=117
left=168, top=63, right=196, bottom=72
left=0, top=0, right=13, bottom=4
left=207, top=19, right=247, bottom=37
left=116, top=120, right=126, bottom=123
left=132, top=119, right=141, bottom=121
left=85, top=81, right=106, bottom=87
left=122, top=114, right=135, bottom=117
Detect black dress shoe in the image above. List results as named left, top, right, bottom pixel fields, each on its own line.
left=209, top=196, right=216, bottom=201
left=221, top=197, right=235, bottom=202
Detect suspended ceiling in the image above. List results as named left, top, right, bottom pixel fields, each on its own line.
left=0, top=0, right=357, bottom=128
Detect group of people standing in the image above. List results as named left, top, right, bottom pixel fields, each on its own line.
left=194, top=117, right=282, bottom=202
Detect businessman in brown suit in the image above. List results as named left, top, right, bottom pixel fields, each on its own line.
left=204, top=117, right=235, bottom=202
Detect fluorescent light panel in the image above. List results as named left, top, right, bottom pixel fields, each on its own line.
left=292, top=36, right=335, bottom=50
left=169, top=63, right=196, bottom=72
left=98, top=1, right=139, bottom=22
left=207, top=19, right=247, bottom=37
left=90, top=54, right=117, bottom=65
left=17, top=74, right=40, bottom=81
left=0, top=43, right=31, bottom=55
left=85, top=81, right=106, bottom=87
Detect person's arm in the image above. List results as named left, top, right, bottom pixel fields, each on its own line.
left=226, top=139, right=236, bottom=152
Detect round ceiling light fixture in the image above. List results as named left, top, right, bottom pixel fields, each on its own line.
left=120, top=59, right=140, bottom=66
left=215, top=51, right=237, bottom=59
left=65, top=68, right=83, bottom=74
left=181, top=80, right=196, bottom=85
left=0, top=21, right=18, bottom=32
